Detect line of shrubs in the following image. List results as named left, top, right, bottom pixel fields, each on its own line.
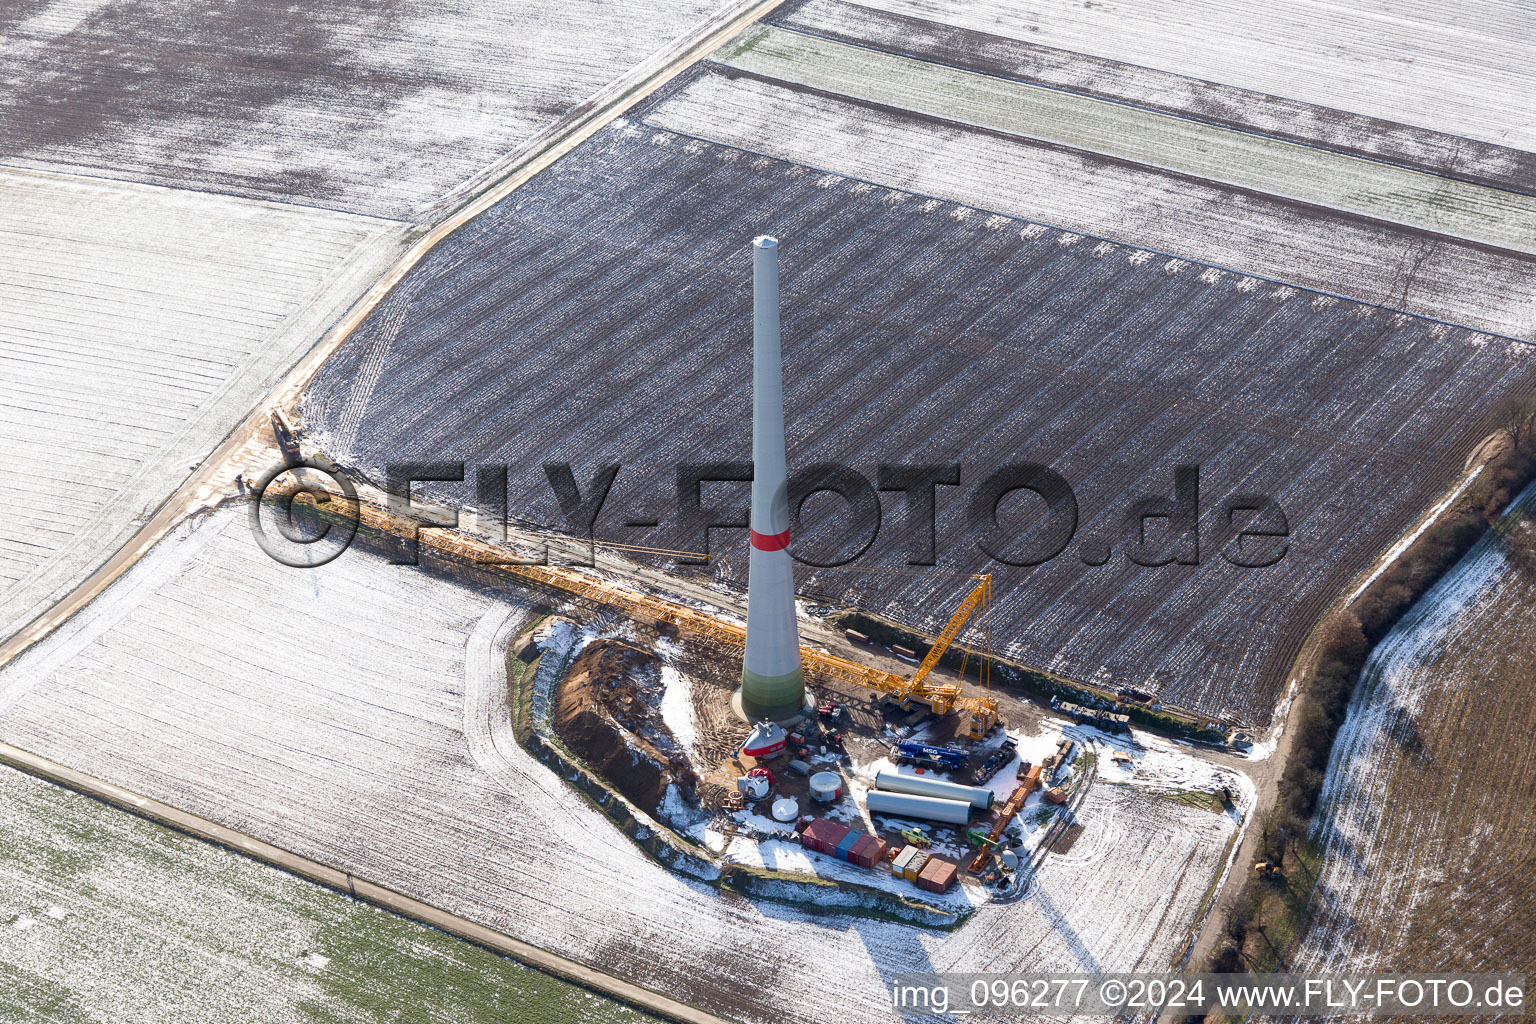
left=1277, top=414, right=1536, bottom=859
left=1212, top=398, right=1536, bottom=973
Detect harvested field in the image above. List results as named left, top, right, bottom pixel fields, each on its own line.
left=1290, top=483, right=1536, bottom=977
left=772, top=0, right=1536, bottom=192
left=0, top=763, right=658, bottom=1024
left=649, top=67, right=1536, bottom=338
left=717, top=25, right=1536, bottom=254
left=0, top=505, right=1237, bottom=1024
left=806, top=0, right=1536, bottom=155
left=302, top=124, right=1536, bottom=723
left=0, top=0, right=733, bottom=219
left=0, top=167, right=406, bottom=644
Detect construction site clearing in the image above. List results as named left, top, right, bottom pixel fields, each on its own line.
left=0, top=493, right=1253, bottom=1019
left=254, top=468, right=1253, bottom=916
left=544, top=611, right=1250, bottom=914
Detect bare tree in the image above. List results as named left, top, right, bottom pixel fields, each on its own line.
left=1494, top=393, right=1536, bottom=455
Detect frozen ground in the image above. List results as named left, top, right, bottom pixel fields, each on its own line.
left=719, top=25, right=1536, bottom=255
left=0, top=167, right=407, bottom=644
left=302, top=122, right=1536, bottom=724
left=1290, top=483, right=1536, bottom=977
left=773, top=0, right=1536, bottom=192
left=650, top=66, right=1536, bottom=339
left=825, top=0, right=1536, bottom=155
left=0, top=506, right=1240, bottom=1024
left=692, top=711, right=1249, bottom=918
left=0, top=762, right=658, bottom=1024
left=0, top=0, right=738, bottom=220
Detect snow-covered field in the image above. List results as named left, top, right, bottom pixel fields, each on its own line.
left=0, top=762, right=656, bottom=1024
left=647, top=71, right=1536, bottom=339
left=772, top=1, right=1536, bottom=193
left=300, top=117, right=1536, bottom=724
left=1290, top=484, right=1536, bottom=975
left=0, top=168, right=407, bottom=643
left=0, top=506, right=1241, bottom=1023
left=719, top=25, right=1536, bottom=255
left=0, top=0, right=739, bottom=220
left=827, top=0, right=1536, bottom=155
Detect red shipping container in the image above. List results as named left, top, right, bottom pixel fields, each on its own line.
left=851, top=836, right=878, bottom=868
left=847, top=834, right=875, bottom=865
left=917, top=857, right=957, bottom=893
left=801, top=819, right=849, bottom=855
left=859, top=837, right=890, bottom=868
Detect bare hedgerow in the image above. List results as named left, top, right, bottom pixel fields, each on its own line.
left=1494, top=393, right=1536, bottom=456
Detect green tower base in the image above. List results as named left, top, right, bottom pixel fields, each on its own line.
left=733, top=665, right=808, bottom=724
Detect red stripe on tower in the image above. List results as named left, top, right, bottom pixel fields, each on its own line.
left=750, top=528, right=791, bottom=552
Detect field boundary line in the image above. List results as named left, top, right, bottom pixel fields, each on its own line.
left=1180, top=433, right=1514, bottom=974
left=641, top=112, right=1534, bottom=346
left=0, top=738, right=734, bottom=1024
left=0, top=0, right=782, bottom=671
left=764, top=8, right=1536, bottom=198
left=714, top=25, right=1536, bottom=256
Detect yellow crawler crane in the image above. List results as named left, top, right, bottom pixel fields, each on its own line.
left=878, top=574, right=999, bottom=741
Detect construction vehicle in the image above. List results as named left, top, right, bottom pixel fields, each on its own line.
left=878, top=575, right=1000, bottom=739
left=1254, top=860, right=1283, bottom=878
left=965, top=829, right=1001, bottom=848
left=895, top=742, right=969, bottom=771
left=817, top=701, right=850, bottom=726
left=899, top=827, right=931, bottom=848
left=270, top=410, right=303, bottom=467
left=971, top=737, right=1017, bottom=785
left=1053, top=698, right=1130, bottom=732
left=829, top=575, right=1002, bottom=739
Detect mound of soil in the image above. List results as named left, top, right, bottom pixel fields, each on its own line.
left=553, top=639, right=699, bottom=814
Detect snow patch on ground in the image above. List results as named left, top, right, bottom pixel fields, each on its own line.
left=0, top=168, right=405, bottom=644
left=655, top=638, right=697, bottom=757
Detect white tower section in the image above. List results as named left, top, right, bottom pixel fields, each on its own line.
left=734, top=236, right=806, bottom=723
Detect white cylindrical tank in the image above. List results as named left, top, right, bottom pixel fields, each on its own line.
left=874, top=770, right=994, bottom=810
left=809, top=772, right=842, bottom=803
left=866, top=790, right=972, bottom=825
left=771, top=797, right=799, bottom=822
